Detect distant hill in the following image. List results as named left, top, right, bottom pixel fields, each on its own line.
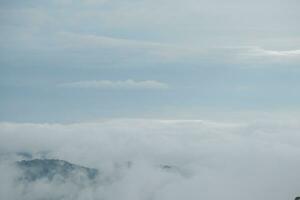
left=16, top=159, right=98, bottom=183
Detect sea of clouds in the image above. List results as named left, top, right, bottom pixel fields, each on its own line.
left=0, top=118, right=300, bottom=200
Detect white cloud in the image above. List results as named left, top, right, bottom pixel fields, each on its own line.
left=1, top=118, right=300, bottom=200
left=59, top=79, right=170, bottom=90
left=212, top=46, right=300, bottom=65
left=244, top=47, right=300, bottom=57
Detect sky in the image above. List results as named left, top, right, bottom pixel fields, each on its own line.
left=0, top=0, right=300, bottom=122
left=1, top=2, right=300, bottom=199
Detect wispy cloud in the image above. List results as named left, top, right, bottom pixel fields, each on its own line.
left=244, top=47, right=300, bottom=57
left=58, top=32, right=194, bottom=61
left=59, top=33, right=300, bottom=64
left=59, top=32, right=164, bottom=49
left=59, top=79, right=170, bottom=90
left=216, top=46, right=300, bottom=65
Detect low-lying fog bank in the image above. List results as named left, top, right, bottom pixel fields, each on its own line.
left=0, top=119, right=300, bottom=200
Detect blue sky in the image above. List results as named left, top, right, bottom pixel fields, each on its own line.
left=0, top=0, right=300, bottom=122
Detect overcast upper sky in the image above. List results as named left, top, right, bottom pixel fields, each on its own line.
left=0, top=0, right=300, bottom=122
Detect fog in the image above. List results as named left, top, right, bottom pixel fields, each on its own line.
left=0, top=119, right=300, bottom=200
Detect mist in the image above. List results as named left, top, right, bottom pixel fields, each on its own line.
left=0, top=118, right=299, bottom=200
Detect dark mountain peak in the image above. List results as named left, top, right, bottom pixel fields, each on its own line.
left=16, top=159, right=98, bottom=182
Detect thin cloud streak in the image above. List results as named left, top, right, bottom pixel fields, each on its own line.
left=59, top=32, right=300, bottom=64
left=59, top=79, right=170, bottom=90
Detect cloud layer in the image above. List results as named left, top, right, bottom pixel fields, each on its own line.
left=1, top=119, right=300, bottom=200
